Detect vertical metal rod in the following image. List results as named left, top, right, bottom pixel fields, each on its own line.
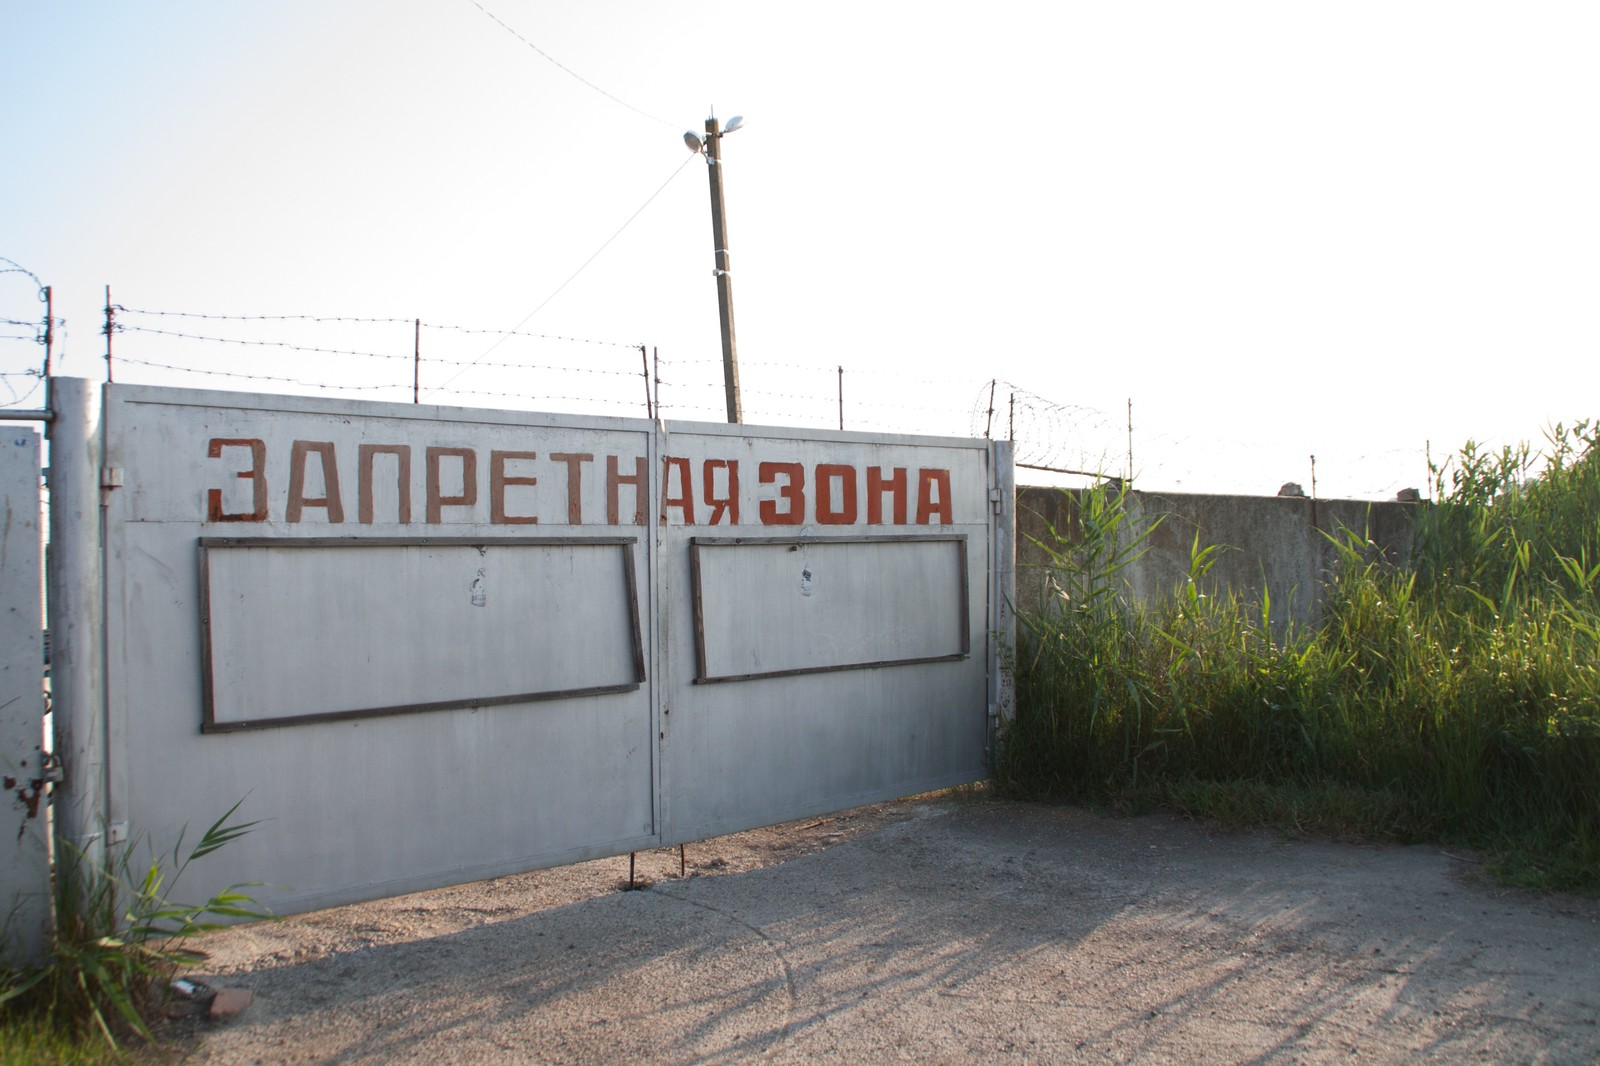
left=1126, top=398, right=1133, bottom=484
left=837, top=366, right=844, bottom=431
left=43, top=286, right=53, bottom=418
left=102, top=286, right=114, bottom=383
left=1009, top=392, right=1015, bottom=442
left=42, top=286, right=53, bottom=378
left=413, top=319, right=421, bottom=404
left=628, top=851, right=636, bottom=889
left=640, top=345, right=652, bottom=419
left=1309, top=454, right=1319, bottom=531
left=652, top=347, right=660, bottom=421
left=985, top=379, right=996, bottom=438
left=679, top=844, right=686, bottom=878
left=705, top=117, right=742, bottom=423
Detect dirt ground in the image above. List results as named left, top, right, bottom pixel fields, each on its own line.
left=178, top=794, right=1600, bottom=1064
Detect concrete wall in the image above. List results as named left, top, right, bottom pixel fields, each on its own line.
left=1016, top=485, right=1420, bottom=631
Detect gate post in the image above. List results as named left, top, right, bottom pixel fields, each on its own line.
left=1, top=427, right=48, bottom=964
left=47, top=377, right=108, bottom=870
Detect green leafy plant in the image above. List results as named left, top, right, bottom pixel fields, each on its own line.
left=2, top=801, right=271, bottom=1051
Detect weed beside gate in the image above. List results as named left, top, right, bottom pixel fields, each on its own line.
left=1, top=802, right=270, bottom=1057
left=996, top=423, right=1600, bottom=894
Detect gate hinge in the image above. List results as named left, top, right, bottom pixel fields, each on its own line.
left=988, top=487, right=1004, bottom=514
left=100, top=466, right=125, bottom=490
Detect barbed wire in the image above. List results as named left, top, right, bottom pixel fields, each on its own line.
left=114, top=356, right=403, bottom=391
left=115, top=324, right=411, bottom=361
left=50, top=302, right=1437, bottom=499
left=420, top=322, right=639, bottom=348
left=420, top=354, right=643, bottom=377
left=0, top=376, right=44, bottom=408
left=113, top=307, right=412, bottom=325
left=438, top=384, right=646, bottom=409
left=0, top=257, right=43, bottom=288
left=111, top=307, right=643, bottom=351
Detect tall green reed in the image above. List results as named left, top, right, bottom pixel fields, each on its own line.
left=999, top=436, right=1600, bottom=893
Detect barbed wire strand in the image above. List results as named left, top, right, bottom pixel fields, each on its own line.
left=113, top=308, right=412, bottom=324
left=116, top=324, right=410, bottom=361
left=94, top=313, right=1430, bottom=498
left=0, top=258, right=43, bottom=289
left=115, top=356, right=402, bottom=392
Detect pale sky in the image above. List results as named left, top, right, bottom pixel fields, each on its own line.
left=3, top=1, right=1596, bottom=498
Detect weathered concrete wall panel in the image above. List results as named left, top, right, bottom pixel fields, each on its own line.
left=1017, top=485, right=1418, bottom=630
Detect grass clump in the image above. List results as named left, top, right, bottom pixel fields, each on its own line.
left=996, top=424, right=1600, bottom=894
left=1, top=802, right=269, bottom=1059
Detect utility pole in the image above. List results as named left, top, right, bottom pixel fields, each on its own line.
left=687, top=114, right=745, bottom=423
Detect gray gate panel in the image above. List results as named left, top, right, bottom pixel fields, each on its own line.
left=656, top=427, right=996, bottom=845
left=101, top=386, right=660, bottom=915
left=1, top=428, right=48, bottom=964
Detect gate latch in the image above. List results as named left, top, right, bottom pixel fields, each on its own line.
left=100, top=466, right=124, bottom=506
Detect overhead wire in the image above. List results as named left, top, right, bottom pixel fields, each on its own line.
left=423, top=151, right=697, bottom=398
left=463, top=0, right=673, bottom=127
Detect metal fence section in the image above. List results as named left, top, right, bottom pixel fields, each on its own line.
left=0, top=427, right=48, bottom=964
left=652, top=424, right=1007, bottom=846
left=51, top=379, right=1011, bottom=916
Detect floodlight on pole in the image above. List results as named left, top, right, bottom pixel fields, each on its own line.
left=683, top=111, right=745, bottom=423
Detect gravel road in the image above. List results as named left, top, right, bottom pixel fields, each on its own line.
left=181, top=797, right=1600, bottom=1064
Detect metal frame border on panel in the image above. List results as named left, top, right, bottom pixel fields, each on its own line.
left=687, top=532, right=970, bottom=684
left=197, top=535, right=645, bottom=733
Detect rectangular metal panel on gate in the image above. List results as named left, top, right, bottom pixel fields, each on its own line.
left=690, top=534, right=969, bottom=683
left=198, top=536, right=644, bottom=731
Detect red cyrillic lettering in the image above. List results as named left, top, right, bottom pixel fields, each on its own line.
left=358, top=444, right=411, bottom=524
left=490, top=450, right=539, bottom=524
left=549, top=452, right=593, bottom=524
left=758, top=462, right=805, bottom=525
left=915, top=468, right=953, bottom=525
left=607, top=455, right=647, bottom=525
left=867, top=466, right=906, bottom=525
left=661, top=456, right=695, bottom=524
left=816, top=463, right=857, bottom=525
left=426, top=447, right=477, bottom=523
left=286, top=440, right=344, bottom=524
left=206, top=438, right=267, bottom=522
left=703, top=459, right=740, bottom=525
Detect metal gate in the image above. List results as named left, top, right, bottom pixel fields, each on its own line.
left=48, top=378, right=1012, bottom=916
